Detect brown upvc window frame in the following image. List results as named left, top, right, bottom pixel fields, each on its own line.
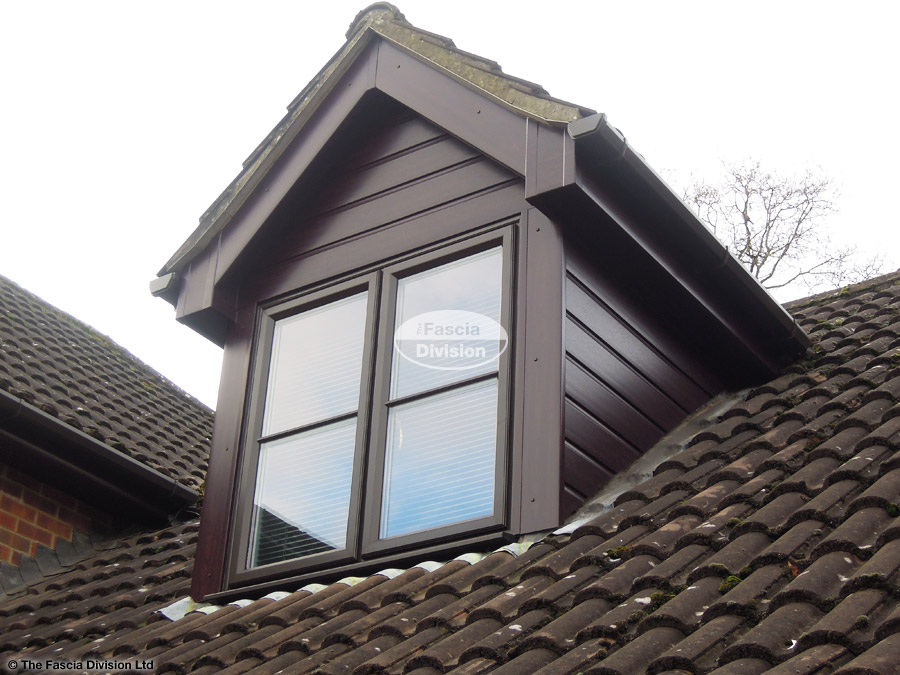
left=227, top=225, right=515, bottom=587
left=229, top=274, right=381, bottom=584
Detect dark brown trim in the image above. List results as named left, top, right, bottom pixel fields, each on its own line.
left=374, top=40, right=529, bottom=177
left=511, top=208, right=565, bottom=533
left=169, top=35, right=543, bottom=344
left=361, top=229, right=515, bottom=556
left=191, top=308, right=255, bottom=598
left=524, top=119, right=575, bottom=199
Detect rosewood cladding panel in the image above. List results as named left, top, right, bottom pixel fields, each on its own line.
left=562, top=245, right=715, bottom=514
left=250, top=111, right=515, bottom=286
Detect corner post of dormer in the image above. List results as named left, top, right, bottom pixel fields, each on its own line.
left=524, top=118, right=577, bottom=202
left=510, top=206, right=565, bottom=534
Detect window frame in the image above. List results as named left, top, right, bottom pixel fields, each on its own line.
left=362, top=233, right=514, bottom=556
left=227, top=226, right=515, bottom=586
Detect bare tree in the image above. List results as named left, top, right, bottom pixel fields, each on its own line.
left=684, top=161, right=881, bottom=293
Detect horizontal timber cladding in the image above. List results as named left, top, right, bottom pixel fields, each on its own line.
left=237, top=101, right=520, bottom=306
left=561, top=243, right=715, bottom=516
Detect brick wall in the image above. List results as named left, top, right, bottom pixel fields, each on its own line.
left=0, top=463, right=110, bottom=565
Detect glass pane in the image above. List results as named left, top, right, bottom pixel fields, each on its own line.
left=380, top=379, right=498, bottom=539
left=391, top=248, right=504, bottom=399
left=250, top=418, right=356, bottom=567
left=262, top=292, right=367, bottom=436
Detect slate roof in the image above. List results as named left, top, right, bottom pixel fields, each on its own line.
left=0, top=275, right=213, bottom=491
left=161, top=2, right=595, bottom=277
left=4, top=270, right=900, bottom=674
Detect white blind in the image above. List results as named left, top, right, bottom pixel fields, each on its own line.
left=263, top=292, right=368, bottom=436
left=380, top=379, right=498, bottom=538
left=251, top=418, right=357, bottom=566
left=391, top=248, right=503, bottom=399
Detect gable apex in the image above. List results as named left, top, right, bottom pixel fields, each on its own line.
left=160, top=5, right=590, bottom=282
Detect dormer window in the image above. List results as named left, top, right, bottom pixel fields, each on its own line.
left=158, top=7, right=807, bottom=599
left=230, top=231, right=512, bottom=585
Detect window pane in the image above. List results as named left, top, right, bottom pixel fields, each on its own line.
left=391, top=248, right=503, bottom=399
left=250, top=418, right=357, bottom=567
left=380, top=379, right=498, bottom=538
left=263, top=292, right=367, bottom=436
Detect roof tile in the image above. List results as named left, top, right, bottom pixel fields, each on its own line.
left=649, top=613, right=745, bottom=672
left=584, top=626, right=685, bottom=675
left=0, top=275, right=212, bottom=492
left=833, top=632, right=900, bottom=674
left=762, top=643, right=851, bottom=674
left=721, top=601, right=823, bottom=665
left=798, top=588, right=885, bottom=652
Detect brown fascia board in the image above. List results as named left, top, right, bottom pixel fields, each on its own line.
left=550, top=113, right=810, bottom=375
left=0, top=388, right=198, bottom=522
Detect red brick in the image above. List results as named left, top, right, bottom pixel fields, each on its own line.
left=16, top=520, right=53, bottom=547
left=0, top=495, right=37, bottom=523
left=0, top=528, right=31, bottom=553
left=0, top=511, right=17, bottom=531
left=21, top=487, right=60, bottom=518
left=35, top=512, right=73, bottom=540
left=0, top=544, right=11, bottom=563
left=11, top=549, right=21, bottom=566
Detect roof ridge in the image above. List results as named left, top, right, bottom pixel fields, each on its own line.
left=345, top=3, right=408, bottom=40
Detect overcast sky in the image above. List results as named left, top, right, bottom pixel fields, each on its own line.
left=2, top=1, right=898, bottom=409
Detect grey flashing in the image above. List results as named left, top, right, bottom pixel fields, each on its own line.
left=34, top=544, right=64, bottom=576
left=0, top=561, right=26, bottom=595
left=0, top=528, right=111, bottom=597
left=17, top=555, right=42, bottom=585
left=54, top=538, right=80, bottom=567
left=72, top=530, right=95, bottom=559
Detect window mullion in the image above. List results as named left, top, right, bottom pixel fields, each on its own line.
left=360, top=270, right=400, bottom=553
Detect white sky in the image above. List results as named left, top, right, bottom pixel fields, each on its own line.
left=1, top=1, right=898, bottom=409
